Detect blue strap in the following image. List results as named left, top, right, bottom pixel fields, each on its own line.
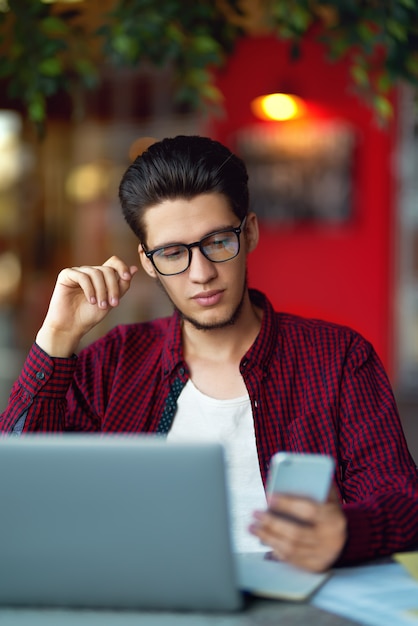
left=157, top=377, right=185, bottom=434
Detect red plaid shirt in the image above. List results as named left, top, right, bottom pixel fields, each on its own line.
left=1, top=289, right=417, bottom=565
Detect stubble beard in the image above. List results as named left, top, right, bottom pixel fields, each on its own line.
left=155, top=275, right=248, bottom=331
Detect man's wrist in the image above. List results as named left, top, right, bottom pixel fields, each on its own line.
left=36, top=326, right=81, bottom=358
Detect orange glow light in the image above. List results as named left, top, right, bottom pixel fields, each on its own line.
left=251, top=93, right=306, bottom=122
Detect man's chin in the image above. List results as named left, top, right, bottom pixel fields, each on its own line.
left=156, top=274, right=248, bottom=331
left=178, top=311, right=238, bottom=331
left=174, top=296, right=245, bottom=331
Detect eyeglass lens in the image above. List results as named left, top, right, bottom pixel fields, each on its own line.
left=152, top=229, right=240, bottom=275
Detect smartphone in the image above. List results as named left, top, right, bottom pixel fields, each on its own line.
left=266, top=452, right=334, bottom=503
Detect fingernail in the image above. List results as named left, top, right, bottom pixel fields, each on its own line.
left=100, top=300, right=108, bottom=308
left=90, top=296, right=97, bottom=304
left=110, top=297, right=118, bottom=306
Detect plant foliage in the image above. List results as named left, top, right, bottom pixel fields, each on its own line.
left=0, top=0, right=417, bottom=131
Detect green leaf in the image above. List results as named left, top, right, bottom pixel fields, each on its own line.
left=39, top=57, right=62, bottom=77
left=184, top=67, right=211, bottom=87
left=357, top=21, right=377, bottom=44
left=166, top=23, right=185, bottom=45
left=74, top=58, right=97, bottom=77
left=406, top=54, right=418, bottom=77
left=290, top=6, right=312, bottom=34
left=386, top=19, right=408, bottom=41
left=199, top=82, right=223, bottom=104
left=374, top=95, right=393, bottom=121
left=40, top=16, right=69, bottom=36
left=351, top=64, right=370, bottom=87
left=377, top=72, right=393, bottom=94
left=190, top=34, right=221, bottom=56
left=28, top=95, right=46, bottom=123
left=327, top=37, right=352, bottom=60
left=112, top=33, right=138, bottom=60
left=399, top=0, right=416, bottom=10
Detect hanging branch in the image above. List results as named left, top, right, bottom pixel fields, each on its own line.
left=0, top=0, right=417, bottom=132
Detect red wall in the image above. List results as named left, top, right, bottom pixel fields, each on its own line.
left=206, top=35, right=398, bottom=376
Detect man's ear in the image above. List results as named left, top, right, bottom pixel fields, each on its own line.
left=138, top=243, right=157, bottom=278
left=244, top=212, right=259, bottom=253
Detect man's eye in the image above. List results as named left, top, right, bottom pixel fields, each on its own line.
left=159, top=247, right=185, bottom=260
left=208, top=235, right=231, bottom=248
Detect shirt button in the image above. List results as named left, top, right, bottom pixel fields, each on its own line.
left=179, top=367, right=185, bottom=376
left=36, top=370, right=45, bottom=380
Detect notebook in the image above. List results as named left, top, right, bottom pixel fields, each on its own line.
left=0, top=435, right=329, bottom=611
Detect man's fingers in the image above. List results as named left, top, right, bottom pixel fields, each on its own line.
left=102, top=258, right=139, bottom=300
left=58, top=261, right=138, bottom=309
left=249, top=492, right=347, bottom=573
left=60, top=267, right=115, bottom=309
left=253, top=514, right=317, bottom=567
left=268, top=493, right=320, bottom=524
left=80, top=266, right=120, bottom=308
left=251, top=510, right=328, bottom=571
left=251, top=508, right=316, bottom=549
left=327, top=483, right=341, bottom=504
left=103, top=256, right=138, bottom=280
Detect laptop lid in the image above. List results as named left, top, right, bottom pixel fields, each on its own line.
left=0, top=435, right=243, bottom=612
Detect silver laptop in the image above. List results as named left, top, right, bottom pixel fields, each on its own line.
left=0, top=435, right=328, bottom=611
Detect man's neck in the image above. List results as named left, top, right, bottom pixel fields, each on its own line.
left=180, top=294, right=262, bottom=399
left=182, top=294, right=263, bottom=364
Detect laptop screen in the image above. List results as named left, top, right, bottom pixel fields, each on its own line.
left=0, top=435, right=243, bottom=612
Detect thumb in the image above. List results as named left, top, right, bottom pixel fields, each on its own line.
left=119, top=265, right=139, bottom=297
left=327, top=483, right=341, bottom=504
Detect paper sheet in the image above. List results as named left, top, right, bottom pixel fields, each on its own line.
left=312, top=561, right=418, bottom=626
left=395, top=552, right=418, bottom=581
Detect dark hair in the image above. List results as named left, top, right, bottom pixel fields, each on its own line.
left=118, top=135, right=249, bottom=242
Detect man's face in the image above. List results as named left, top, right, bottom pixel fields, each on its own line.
left=138, top=193, right=258, bottom=331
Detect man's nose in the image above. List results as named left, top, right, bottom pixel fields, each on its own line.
left=188, top=247, right=217, bottom=282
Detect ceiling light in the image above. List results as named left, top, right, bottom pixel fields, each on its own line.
left=251, top=93, right=306, bottom=122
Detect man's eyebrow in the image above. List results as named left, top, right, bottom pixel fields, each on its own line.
left=150, top=223, right=235, bottom=250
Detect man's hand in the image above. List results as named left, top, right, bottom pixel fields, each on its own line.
left=249, top=485, right=347, bottom=572
left=36, top=256, right=138, bottom=357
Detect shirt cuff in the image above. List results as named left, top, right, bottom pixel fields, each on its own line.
left=19, top=342, right=78, bottom=398
left=336, top=503, right=374, bottom=565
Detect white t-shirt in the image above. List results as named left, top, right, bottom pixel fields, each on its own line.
left=167, top=379, right=267, bottom=553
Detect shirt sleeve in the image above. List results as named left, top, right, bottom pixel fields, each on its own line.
left=335, top=334, right=418, bottom=564
left=0, top=343, right=78, bottom=433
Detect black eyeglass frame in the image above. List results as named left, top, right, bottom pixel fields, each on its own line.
left=142, top=216, right=247, bottom=276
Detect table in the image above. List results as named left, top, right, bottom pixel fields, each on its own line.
left=0, top=598, right=358, bottom=626
left=2, top=560, right=418, bottom=626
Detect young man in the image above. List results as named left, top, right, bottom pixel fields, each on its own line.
left=1, top=135, right=417, bottom=572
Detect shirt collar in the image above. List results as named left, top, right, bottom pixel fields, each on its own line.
left=160, top=289, right=277, bottom=378
left=244, top=289, right=278, bottom=372
left=160, top=309, right=186, bottom=379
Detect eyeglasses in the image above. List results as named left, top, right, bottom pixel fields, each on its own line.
left=142, top=217, right=247, bottom=276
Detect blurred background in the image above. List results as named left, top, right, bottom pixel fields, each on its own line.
left=0, top=0, right=417, bottom=460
